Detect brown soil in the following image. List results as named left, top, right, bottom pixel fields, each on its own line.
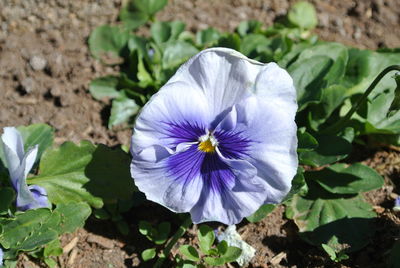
left=1, top=0, right=399, bottom=267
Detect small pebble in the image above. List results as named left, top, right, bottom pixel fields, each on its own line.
left=20, top=77, right=36, bottom=93
left=29, top=55, right=47, bottom=71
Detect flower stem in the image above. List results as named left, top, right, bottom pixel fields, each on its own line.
left=321, top=65, right=400, bottom=135
left=154, top=215, right=193, bottom=268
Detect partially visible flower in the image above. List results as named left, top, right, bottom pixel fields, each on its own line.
left=394, top=196, right=400, bottom=212
left=1, top=127, right=50, bottom=211
left=131, top=48, right=298, bottom=224
left=0, top=247, right=3, bottom=266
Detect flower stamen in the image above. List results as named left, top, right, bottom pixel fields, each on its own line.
left=198, top=132, right=218, bottom=153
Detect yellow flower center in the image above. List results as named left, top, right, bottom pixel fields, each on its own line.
left=198, top=132, right=218, bottom=153
left=198, top=139, right=216, bottom=153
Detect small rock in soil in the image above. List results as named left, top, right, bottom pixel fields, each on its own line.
left=20, top=77, right=36, bottom=93
left=29, top=55, right=47, bottom=71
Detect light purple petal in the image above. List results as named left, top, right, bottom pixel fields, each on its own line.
left=190, top=157, right=267, bottom=224
left=0, top=247, right=3, bottom=266
left=168, top=48, right=263, bottom=118
left=131, top=81, right=210, bottom=155
left=221, top=96, right=298, bottom=203
left=23, top=145, right=38, bottom=181
left=2, top=127, right=25, bottom=189
left=254, top=62, right=297, bottom=112
left=15, top=146, right=49, bottom=211
left=2, top=127, right=25, bottom=161
left=131, top=144, right=204, bottom=213
left=22, top=185, right=50, bottom=210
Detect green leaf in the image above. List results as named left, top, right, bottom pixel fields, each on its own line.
left=93, top=208, right=110, bottom=220
left=288, top=1, right=318, bottom=30
left=309, top=85, right=348, bottom=128
left=240, top=34, right=270, bottom=58
left=151, top=21, right=185, bottom=44
left=289, top=56, right=332, bottom=110
left=138, top=221, right=153, bottom=237
left=389, top=73, right=400, bottom=112
left=289, top=181, right=376, bottom=252
left=28, top=141, right=103, bottom=208
left=203, top=256, right=225, bottom=266
left=128, top=0, right=167, bottom=18
left=169, top=21, right=186, bottom=41
left=44, top=239, right=63, bottom=257
left=119, top=9, right=148, bottom=31
left=141, top=248, right=156, bottom=261
left=0, top=208, right=59, bottom=253
left=196, top=28, right=220, bottom=46
left=289, top=43, right=348, bottom=111
left=246, top=204, right=275, bottom=223
left=237, top=20, right=262, bottom=37
left=44, top=258, right=58, bottom=268
left=82, top=144, right=136, bottom=201
left=222, top=246, right=242, bottom=263
left=89, top=76, right=121, bottom=100
left=154, top=222, right=171, bottom=245
left=108, top=95, right=140, bottom=129
left=162, top=41, right=198, bottom=69
left=216, top=240, right=228, bottom=255
left=216, top=33, right=241, bottom=51
left=128, top=35, right=148, bottom=54
left=88, top=25, right=129, bottom=61
left=151, top=21, right=172, bottom=44
left=181, top=263, right=197, bottom=268
left=299, top=135, right=352, bottom=167
left=53, top=202, right=91, bottom=234
left=342, top=49, right=400, bottom=98
left=284, top=167, right=308, bottom=203
left=0, top=188, right=14, bottom=215
left=297, top=129, right=318, bottom=152
left=179, top=245, right=200, bottom=262
left=198, top=225, right=215, bottom=254
left=321, top=243, right=337, bottom=261
left=120, top=0, right=168, bottom=30
left=308, top=163, right=384, bottom=194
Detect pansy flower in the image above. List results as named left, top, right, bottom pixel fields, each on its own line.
left=130, top=48, right=298, bottom=224
left=1, top=127, right=50, bottom=211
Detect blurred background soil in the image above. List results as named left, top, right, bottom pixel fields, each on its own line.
left=0, top=0, right=399, bottom=267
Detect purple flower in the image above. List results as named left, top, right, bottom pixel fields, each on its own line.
left=394, top=196, right=400, bottom=212
left=0, top=247, right=3, bottom=266
left=130, top=48, right=298, bottom=224
left=1, top=127, right=50, bottom=211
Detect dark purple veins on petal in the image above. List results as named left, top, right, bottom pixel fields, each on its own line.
left=214, top=130, right=251, bottom=159
left=165, top=120, right=251, bottom=194
left=163, top=120, right=205, bottom=146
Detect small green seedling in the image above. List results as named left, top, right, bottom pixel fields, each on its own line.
left=177, top=225, right=242, bottom=267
